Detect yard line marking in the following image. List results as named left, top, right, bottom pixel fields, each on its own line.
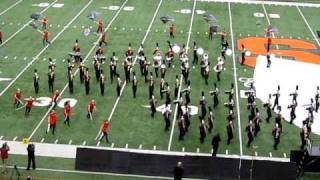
left=0, top=136, right=3, bottom=140
left=226, top=150, right=229, bottom=155
left=0, top=0, right=90, bottom=96
left=28, top=0, right=128, bottom=140
left=269, top=152, right=272, bottom=157
left=54, top=139, right=58, bottom=144
left=68, top=140, right=72, bottom=145
left=182, top=147, right=185, bottom=152
left=0, top=0, right=23, bottom=16
left=13, top=136, right=18, bottom=141
left=196, top=148, right=200, bottom=153
left=40, top=138, right=45, bottom=143
left=125, top=144, right=128, bottom=149
left=296, top=6, right=320, bottom=47
left=82, top=141, right=86, bottom=146
left=255, top=152, right=258, bottom=156
left=96, top=141, right=100, bottom=146
left=153, top=146, right=157, bottom=150
left=139, top=144, right=142, bottom=149
left=168, top=0, right=196, bottom=151
left=104, top=0, right=163, bottom=125
left=283, top=153, right=287, bottom=158
left=0, top=0, right=58, bottom=47
left=111, top=143, right=114, bottom=148
left=228, top=2, right=243, bottom=156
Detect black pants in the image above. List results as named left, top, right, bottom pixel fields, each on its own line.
left=273, top=137, right=280, bottom=150
left=247, top=134, right=254, bottom=147
left=69, top=81, right=73, bottom=94
left=43, top=39, right=51, bottom=46
left=117, top=86, right=121, bottom=97
left=25, top=107, right=31, bottom=117
left=179, top=128, right=185, bottom=140
left=213, top=96, right=219, bottom=108
left=64, top=116, right=70, bottom=126
left=193, top=54, right=198, bottom=65
left=34, top=82, right=39, bottom=94
left=48, top=82, right=54, bottom=93
left=266, top=108, right=272, bottom=123
left=99, top=132, right=109, bottom=143
left=212, top=145, right=219, bottom=156
left=132, top=86, right=137, bottom=98
left=87, top=110, right=93, bottom=119
left=49, top=124, right=56, bottom=135
left=27, top=155, right=36, bottom=170
left=154, top=68, right=159, bottom=78
left=85, top=82, right=90, bottom=95
left=290, top=111, right=296, bottom=124
left=151, top=106, right=156, bottom=117
left=227, top=133, right=233, bottom=145
left=164, top=118, right=170, bottom=131
left=100, top=83, right=105, bottom=96
left=216, top=72, right=221, bottom=81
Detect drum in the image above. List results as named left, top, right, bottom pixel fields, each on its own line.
left=172, top=45, right=181, bottom=54
left=226, top=48, right=232, bottom=56
left=196, top=48, right=204, bottom=55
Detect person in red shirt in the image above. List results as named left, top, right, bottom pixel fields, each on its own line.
left=51, top=90, right=60, bottom=109
left=98, top=119, right=110, bottom=143
left=41, top=17, right=48, bottom=30
left=14, top=88, right=22, bottom=108
left=63, top=101, right=72, bottom=126
left=266, top=37, right=272, bottom=52
left=25, top=96, right=35, bottom=117
left=169, top=23, right=175, bottom=38
left=99, top=31, right=107, bottom=46
left=220, top=30, right=226, bottom=43
left=208, top=26, right=213, bottom=40
left=0, top=142, right=10, bottom=174
left=73, top=39, right=81, bottom=62
left=46, top=110, right=57, bottom=135
left=97, top=18, right=103, bottom=34
left=0, top=31, right=2, bottom=44
left=42, top=29, right=51, bottom=46
left=87, top=100, right=96, bottom=120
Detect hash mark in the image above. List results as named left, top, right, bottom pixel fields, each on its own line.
left=269, top=152, right=272, bottom=157
left=54, top=139, right=58, bottom=144
left=13, top=136, right=17, bottom=141
left=226, top=150, right=228, bottom=155
left=197, top=148, right=200, bottom=153
left=40, top=138, right=44, bottom=143
left=68, top=140, right=72, bottom=145
left=82, top=141, right=86, bottom=146
left=153, top=145, right=156, bottom=150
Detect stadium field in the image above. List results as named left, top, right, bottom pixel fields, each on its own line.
left=1, top=0, right=320, bottom=179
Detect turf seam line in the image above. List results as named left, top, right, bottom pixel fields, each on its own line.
left=296, top=6, right=320, bottom=46
left=27, top=0, right=128, bottom=140
left=228, top=2, right=243, bottom=156
left=0, top=0, right=58, bottom=47
left=167, top=0, right=197, bottom=152
left=0, top=0, right=23, bottom=16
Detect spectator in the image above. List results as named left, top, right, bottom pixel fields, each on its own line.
left=173, top=161, right=184, bottom=180
left=0, top=142, right=10, bottom=174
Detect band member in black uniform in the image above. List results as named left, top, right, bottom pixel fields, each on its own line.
left=300, top=126, right=308, bottom=150
left=160, top=78, right=165, bottom=100
left=193, top=42, right=198, bottom=65
left=227, top=110, right=235, bottom=122
left=84, top=68, right=90, bottom=95
left=246, top=120, right=255, bottom=147
left=203, top=64, right=209, bottom=85
left=225, top=83, right=234, bottom=101
left=210, top=83, right=219, bottom=108
left=224, top=98, right=234, bottom=112
left=199, top=91, right=207, bottom=119
left=160, top=64, right=166, bottom=79
left=226, top=120, right=233, bottom=145
left=178, top=116, right=186, bottom=140
left=149, top=95, right=157, bottom=117
left=138, top=47, right=145, bottom=76
left=272, top=85, right=280, bottom=110
left=99, top=70, right=105, bottom=96
left=132, top=72, right=138, bottom=98
left=315, top=86, right=319, bottom=112
left=290, top=85, right=298, bottom=104
left=275, top=111, right=283, bottom=129
left=116, top=75, right=122, bottom=97
left=143, top=58, right=150, bottom=83
left=288, top=100, right=297, bottom=124
left=174, top=75, right=180, bottom=98
left=272, top=123, right=281, bottom=150
left=253, top=112, right=261, bottom=137
left=181, top=58, right=189, bottom=84
left=264, top=94, right=272, bottom=123
left=148, top=72, right=154, bottom=98
left=33, top=69, right=40, bottom=94
left=110, top=54, right=118, bottom=83
left=123, top=56, right=131, bottom=83
left=211, top=133, right=221, bottom=156
left=266, top=53, right=271, bottom=68
left=94, top=60, right=101, bottom=82
left=241, top=44, right=246, bottom=65
left=184, top=80, right=191, bottom=105
left=68, top=70, right=74, bottom=94
left=199, top=118, right=207, bottom=143
left=164, top=82, right=171, bottom=104
left=207, top=107, right=214, bottom=133
left=48, top=69, right=55, bottom=93
left=79, top=62, right=85, bottom=84
left=163, top=103, right=171, bottom=131
left=183, top=105, right=191, bottom=132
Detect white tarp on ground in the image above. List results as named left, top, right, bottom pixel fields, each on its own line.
left=253, top=55, right=320, bottom=135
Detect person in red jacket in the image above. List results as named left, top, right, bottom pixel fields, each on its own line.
left=0, top=142, right=10, bottom=174
left=87, top=100, right=96, bottom=120
left=41, top=17, right=48, bottom=30
left=14, top=88, right=22, bottom=108
left=42, top=29, right=51, bottom=46
left=63, top=101, right=72, bottom=126
left=169, top=23, right=175, bottom=39
left=51, top=90, right=59, bottom=109
left=98, top=119, right=110, bottom=143
left=25, top=96, right=35, bottom=117
left=46, top=110, right=57, bottom=135
left=0, top=31, right=2, bottom=44
left=97, top=18, right=103, bottom=34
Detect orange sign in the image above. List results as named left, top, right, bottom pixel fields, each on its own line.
left=237, top=37, right=320, bottom=68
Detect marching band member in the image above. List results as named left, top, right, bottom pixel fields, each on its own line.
left=181, top=55, right=189, bottom=84
left=153, top=43, right=160, bottom=55
left=160, top=64, right=166, bottom=79
left=220, top=30, right=227, bottom=43
left=42, top=29, right=50, bottom=46
left=288, top=100, right=297, bottom=124
left=25, top=96, right=35, bottom=117
left=208, top=25, right=213, bottom=40
left=182, top=80, right=191, bottom=105
left=240, top=44, right=246, bottom=65
left=246, top=120, right=255, bottom=147
left=148, top=72, right=154, bottom=98
left=289, top=85, right=299, bottom=104
left=41, top=17, right=48, bottom=30
left=272, top=123, right=282, bottom=150
left=215, top=56, right=224, bottom=81
left=84, top=68, right=91, bottom=95
left=210, top=83, right=219, bottom=108
left=264, top=94, right=272, bottom=123
left=79, top=62, right=85, bottom=84
left=153, top=52, right=162, bottom=78
left=33, top=69, right=40, bottom=94
left=143, top=58, right=150, bottom=83
left=174, top=75, right=180, bottom=98
left=116, top=75, right=122, bottom=97
left=164, top=82, right=171, bottom=104
left=163, top=103, right=171, bottom=131
left=199, top=91, right=207, bottom=119
left=99, top=70, right=105, bottom=96
left=315, top=86, right=319, bottom=112
left=98, top=120, right=110, bottom=143
left=225, top=83, right=234, bottom=101
left=68, top=70, right=74, bottom=94
left=193, top=42, right=198, bottom=65
left=48, top=69, right=55, bottom=93
left=14, top=89, right=22, bottom=108
left=159, top=78, right=165, bottom=100
left=199, top=118, right=207, bottom=143
left=123, top=56, right=131, bottom=83
left=138, top=47, right=145, bottom=76
left=94, top=60, right=101, bottom=81
left=149, top=95, right=157, bottom=118
left=97, top=18, right=103, bottom=34
left=165, top=47, right=174, bottom=68
left=226, top=120, right=234, bottom=145
left=46, top=110, right=57, bottom=135
left=51, top=90, right=59, bottom=109
left=110, top=53, right=118, bottom=83
left=99, top=31, right=107, bottom=46
left=126, top=43, right=134, bottom=61
left=207, top=107, right=214, bottom=133
left=132, top=72, right=138, bottom=98
left=272, top=85, right=281, bottom=111
left=73, top=39, right=81, bottom=62
left=253, top=112, right=261, bottom=136
left=300, top=125, right=309, bottom=150
left=178, top=116, right=186, bottom=140
left=169, top=23, right=175, bottom=39
left=0, top=31, right=2, bottom=44
left=95, top=46, right=105, bottom=63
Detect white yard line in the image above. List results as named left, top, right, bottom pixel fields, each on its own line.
left=8, top=165, right=204, bottom=180
left=228, top=2, right=243, bottom=157
left=0, top=0, right=23, bottom=16
left=296, top=6, right=320, bottom=46
left=106, top=0, right=163, bottom=124
left=196, top=0, right=320, bottom=8
left=167, top=0, right=197, bottom=151
left=28, top=0, right=129, bottom=140
left=0, top=0, right=58, bottom=47
left=1, top=0, right=94, bottom=98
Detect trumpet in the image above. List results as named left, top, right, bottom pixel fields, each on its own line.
left=181, top=88, right=190, bottom=93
